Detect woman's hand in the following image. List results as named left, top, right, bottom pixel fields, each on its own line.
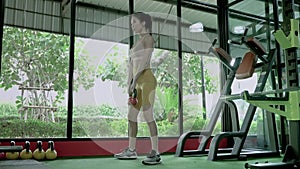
left=127, top=86, right=132, bottom=96
left=127, top=81, right=136, bottom=96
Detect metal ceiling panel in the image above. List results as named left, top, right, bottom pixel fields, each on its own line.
left=77, top=0, right=218, bottom=28
left=80, top=0, right=129, bottom=11
left=4, top=0, right=285, bottom=53
left=5, top=0, right=62, bottom=33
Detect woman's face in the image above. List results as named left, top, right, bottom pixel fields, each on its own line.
left=131, top=16, right=144, bottom=34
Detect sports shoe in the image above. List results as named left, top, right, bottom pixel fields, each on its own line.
left=114, top=147, right=137, bottom=160
left=142, top=150, right=161, bottom=165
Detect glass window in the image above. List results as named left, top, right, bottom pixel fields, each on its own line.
left=0, top=26, right=69, bottom=138
left=72, top=40, right=182, bottom=138
left=181, top=7, right=220, bottom=136
left=72, top=38, right=129, bottom=138
left=72, top=3, right=181, bottom=139
left=182, top=52, right=221, bottom=134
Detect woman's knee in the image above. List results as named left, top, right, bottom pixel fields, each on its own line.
left=128, top=106, right=139, bottom=122
left=147, top=121, right=158, bottom=136
left=142, top=105, right=155, bottom=122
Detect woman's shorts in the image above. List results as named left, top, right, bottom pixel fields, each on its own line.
left=133, top=69, right=157, bottom=110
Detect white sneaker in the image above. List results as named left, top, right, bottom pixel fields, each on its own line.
left=142, top=150, right=161, bottom=165
left=114, top=147, right=137, bottom=160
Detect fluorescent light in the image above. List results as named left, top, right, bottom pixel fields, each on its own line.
left=230, top=58, right=236, bottom=66
left=189, top=22, right=204, bottom=32
left=233, top=26, right=245, bottom=34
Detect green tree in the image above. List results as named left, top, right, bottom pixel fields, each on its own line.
left=97, top=45, right=128, bottom=88
left=183, top=52, right=217, bottom=94
left=0, top=27, right=95, bottom=121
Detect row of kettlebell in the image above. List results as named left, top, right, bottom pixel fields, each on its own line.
left=5, top=141, right=57, bottom=160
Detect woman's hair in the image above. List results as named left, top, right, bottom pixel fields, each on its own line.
left=132, top=12, right=152, bottom=35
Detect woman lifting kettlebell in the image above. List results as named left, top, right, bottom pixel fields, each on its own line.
left=114, top=12, right=161, bottom=165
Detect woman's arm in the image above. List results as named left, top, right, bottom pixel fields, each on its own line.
left=127, top=58, right=133, bottom=86
left=127, top=57, right=134, bottom=94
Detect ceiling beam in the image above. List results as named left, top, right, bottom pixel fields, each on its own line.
left=181, top=0, right=275, bottom=24
left=256, top=0, right=300, bottom=7
left=76, top=1, right=128, bottom=15
left=153, top=0, right=218, bottom=14
left=226, top=0, right=244, bottom=8
left=75, top=0, right=282, bottom=39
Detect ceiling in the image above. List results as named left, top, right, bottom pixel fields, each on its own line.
left=74, top=0, right=296, bottom=38
left=77, top=0, right=217, bottom=27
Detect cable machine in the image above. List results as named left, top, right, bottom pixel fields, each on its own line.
left=176, top=0, right=280, bottom=160
left=244, top=0, right=300, bottom=168
left=175, top=35, right=279, bottom=160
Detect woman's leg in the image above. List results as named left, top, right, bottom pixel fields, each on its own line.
left=114, top=90, right=141, bottom=159
left=141, top=83, right=159, bottom=153
left=139, top=72, right=161, bottom=164
left=143, top=105, right=159, bottom=153
left=128, top=105, right=139, bottom=151
left=114, top=105, right=139, bottom=159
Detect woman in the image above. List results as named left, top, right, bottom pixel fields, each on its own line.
left=114, top=12, right=161, bottom=165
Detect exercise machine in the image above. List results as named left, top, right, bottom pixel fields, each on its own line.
left=225, top=87, right=300, bottom=168
left=175, top=36, right=279, bottom=161
left=175, top=39, right=242, bottom=157
left=207, top=38, right=278, bottom=161
left=243, top=0, right=300, bottom=168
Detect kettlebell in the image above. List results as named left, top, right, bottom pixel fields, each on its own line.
left=128, top=89, right=138, bottom=105
left=5, top=141, right=19, bottom=160
left=0, top=152, right=5, bottom=160
left=20, top=141, right=32, bottom=159
left=45, top=141, right=57, bottom=160
left=33, top=141, right=45, bottom=160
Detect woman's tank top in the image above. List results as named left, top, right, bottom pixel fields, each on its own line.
left=128, top=34, right=154, bottom=85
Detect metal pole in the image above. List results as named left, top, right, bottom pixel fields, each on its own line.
left=128, top=0, right=134, bottom=141
left=129, top=0, right=134, bottom=48
left=0, top=0, right=5, bottom=76
left=67, top=0, right=76, bottom=139
left=265, top=1, right=280, bottom=154
left=272, top=0, right=287, bottom=154
left=177, top=0, right=183, bottom=135
left=217, top=0, right=232, bottom=133
left=281, top=0, right=300, bottom=161
left=200, top=55, right=206, bottom=120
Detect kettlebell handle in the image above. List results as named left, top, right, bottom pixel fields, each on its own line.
left=130, top=89, right=137, bottom=98
left=48, top=141, right=55, bottom=151
left=132, top=89, right=137, bottom=98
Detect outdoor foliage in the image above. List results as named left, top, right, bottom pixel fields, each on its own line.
left=0, top=27, right=219, bottom=138
left=0, top=27, right=96, bottom=121
left=0, top=103, right=219, bottom=138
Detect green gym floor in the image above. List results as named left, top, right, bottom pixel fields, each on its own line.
left=0, top=154, right=283, bottom=169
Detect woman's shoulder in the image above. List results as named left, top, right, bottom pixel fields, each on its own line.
left=142, top=34, right=154, bottom=46
left=144, top=34, right=154, bottom=41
